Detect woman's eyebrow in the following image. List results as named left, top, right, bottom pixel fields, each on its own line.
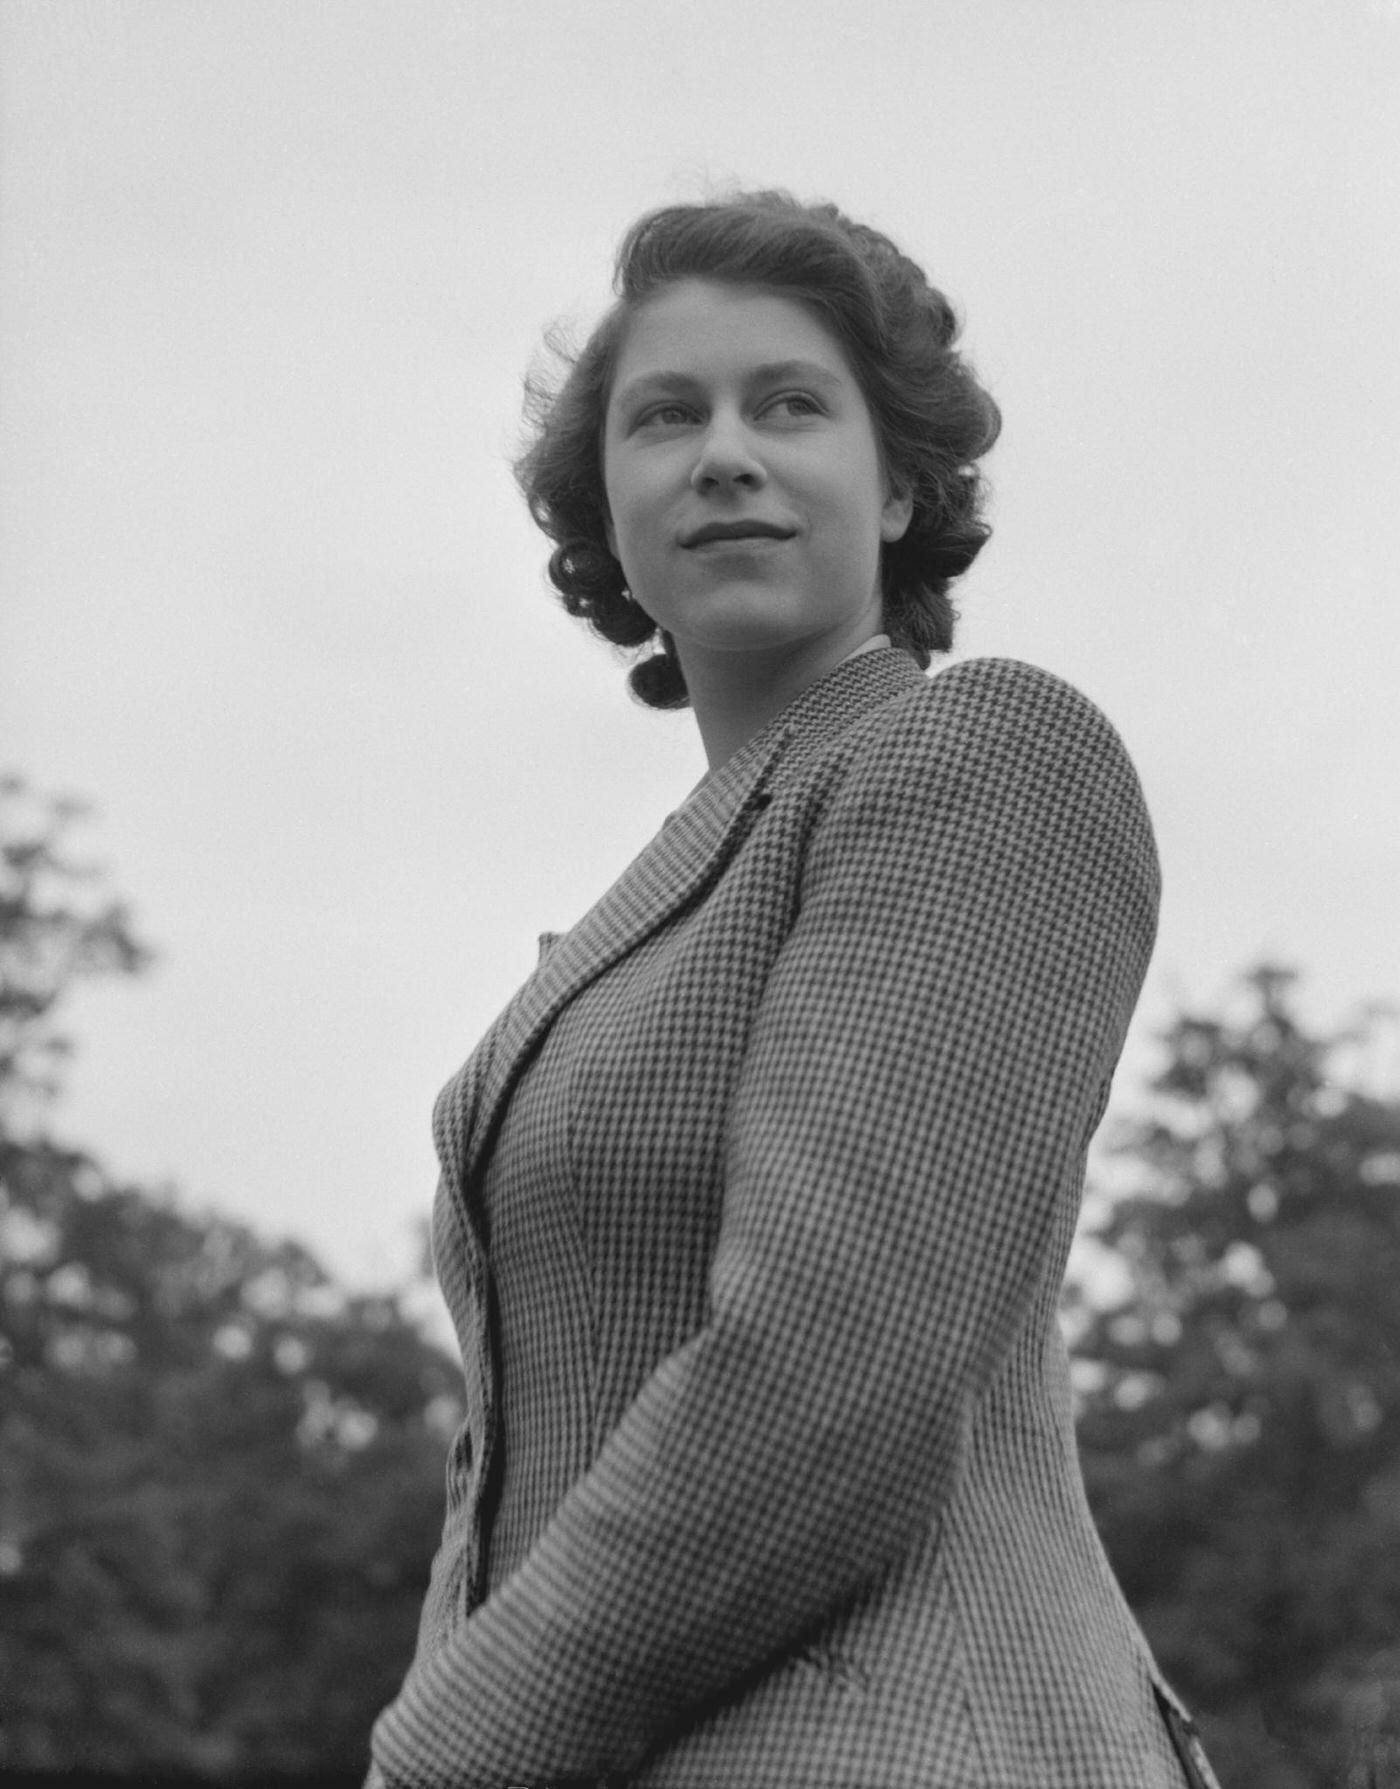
left=613, top=359, right=845, bottom=409
left=749, top=359, right=845, bottom=390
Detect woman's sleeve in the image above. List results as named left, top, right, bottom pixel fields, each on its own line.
left=370, top=659, right=1161, bottom=1788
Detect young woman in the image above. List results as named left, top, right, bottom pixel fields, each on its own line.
left=368, top=191, right=1220, bottom=1789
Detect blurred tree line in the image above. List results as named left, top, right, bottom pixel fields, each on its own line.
left=1070, top=964, right=1400, bottom=1788
left=0, top=776, right=461, bottom=1780
left=2, top=773, right=1398, bottom=1785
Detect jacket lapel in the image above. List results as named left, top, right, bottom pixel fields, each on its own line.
left=456, top=646, right=929, bottom=1191
left=460, top=728, right=785, bottom=1188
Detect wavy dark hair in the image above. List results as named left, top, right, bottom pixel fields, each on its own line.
left=514, top=190, right=1002, bottom=709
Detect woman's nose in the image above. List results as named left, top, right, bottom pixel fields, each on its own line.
left=690, top=415, right=766, bottom=493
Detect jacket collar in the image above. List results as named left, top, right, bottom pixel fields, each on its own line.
left=454, top=648, right=927, bottom=1189
left=729, top=641, right=927, bottom=786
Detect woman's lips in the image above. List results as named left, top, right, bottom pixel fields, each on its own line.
left=682, top=522, right=796, bottom=549
left=687, top=532, right=792, bottom=552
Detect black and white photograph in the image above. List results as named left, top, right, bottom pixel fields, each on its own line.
left=2, top=4, right=1398, bottom=1785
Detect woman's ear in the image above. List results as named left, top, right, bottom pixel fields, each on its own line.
left=880, top=484, right=914, bottom=544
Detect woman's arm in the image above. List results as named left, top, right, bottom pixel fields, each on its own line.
left=371, top=659, right=1160, bottom=1788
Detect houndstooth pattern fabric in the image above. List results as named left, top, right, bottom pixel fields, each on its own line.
left=368, top=650, right=1221, bottom=1789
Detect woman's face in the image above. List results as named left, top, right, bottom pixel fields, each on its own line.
left=602, top=280, right=912, bottom=674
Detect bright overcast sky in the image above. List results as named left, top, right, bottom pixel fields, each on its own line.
left=3, top=0, right=1398, bottom=1297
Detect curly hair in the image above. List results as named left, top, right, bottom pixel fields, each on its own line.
left=513, top=190, right=1002, bottom=709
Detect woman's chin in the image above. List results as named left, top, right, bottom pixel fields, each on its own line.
left=667, top=593, right=840, bottom=658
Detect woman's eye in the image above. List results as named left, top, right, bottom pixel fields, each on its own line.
left=765, top=392, right=822, bottom=418
left=637, top=402, right=694, bottom=428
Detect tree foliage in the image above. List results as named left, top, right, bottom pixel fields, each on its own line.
left=1071, top=966, right=1400, bottom=1789
left=0, top=780, right=462, bottom=1777
left=0, top=773, right=152, bottom=1125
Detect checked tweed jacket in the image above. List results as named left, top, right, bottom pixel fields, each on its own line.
left=369, top=649, right=1219, bottom=1789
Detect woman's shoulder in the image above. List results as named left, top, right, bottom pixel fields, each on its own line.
left=786, top=651, right=1160, bottom=939
left=793, top=654, right=1158, bottom=888
left=841, top=655, right=1141, bottom=786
